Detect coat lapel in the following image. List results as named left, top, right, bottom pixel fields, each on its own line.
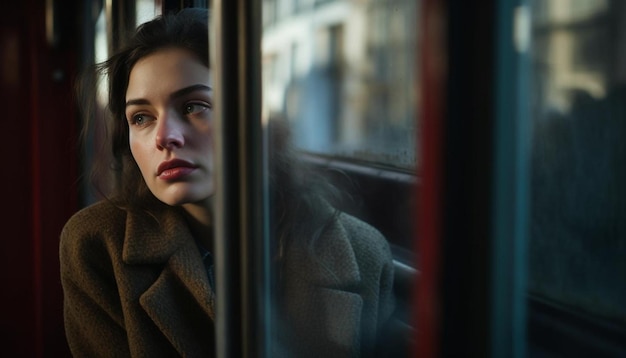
left=139, top=244, right=215, bottom=356
left=122, top=204, right=215, bottom=356
left=282, top=212, right=364, bottom=357
left=119, top=202, right=365, bottom=356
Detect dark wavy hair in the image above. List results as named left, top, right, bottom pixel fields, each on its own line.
left=77, top=8, right=210, bottom=208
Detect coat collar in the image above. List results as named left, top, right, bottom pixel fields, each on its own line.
left=121, top=203, right=215, bottom=355
left=122, top=203, right=189, bottom=264
left=120, top=203, right=214, bottom=315
left=118, top=201, right=364, bottom=355
left=280, top=212, right=366, bottom=356
left=288, top=211, right=362, bottom=289
left=120, top=200, right=362, bottom=288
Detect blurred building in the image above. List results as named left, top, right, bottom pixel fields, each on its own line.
left=261, top=0, right=418, bottom=170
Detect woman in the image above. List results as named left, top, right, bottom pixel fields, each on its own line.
left=60, top=7, right=396, bottom=357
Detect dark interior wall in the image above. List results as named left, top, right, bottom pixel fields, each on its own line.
left=0, top=0, right=37, bottom=351
left=0, top=0, right=79, bottom=355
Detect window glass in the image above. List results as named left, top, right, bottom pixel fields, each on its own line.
left=81, top=4, right=113, bottom=205
left=261, top=0, right=418, bottom=356
left=529, top=0, right=626, bottom=324
left=82, top=1, right=159, bottom=206
left=136, top=0, right=159, bottom=25
left=261, top=0, right=418, bottom=170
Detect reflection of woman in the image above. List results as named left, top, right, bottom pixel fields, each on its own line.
left=60, top=8, right=395, bottom=357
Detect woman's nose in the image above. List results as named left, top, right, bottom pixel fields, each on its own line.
left=155, top=112, right=185, bottom=150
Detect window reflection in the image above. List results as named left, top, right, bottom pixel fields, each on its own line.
left=529, top=0, right=626, bottom=325
left=262, top=0, right=418, bottom=170
left=262, top=0, right=418, bottom=356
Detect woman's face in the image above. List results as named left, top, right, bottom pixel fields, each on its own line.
left=125, top=47, right=214, bottom=207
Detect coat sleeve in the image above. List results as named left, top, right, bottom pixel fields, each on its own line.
left=367, top=224, right=398, bottom=356
left=372, top=244, right=403, bottom=357
left=337, top=213, right=398, bottom=357
left=59, top=211, right=131, bottom=357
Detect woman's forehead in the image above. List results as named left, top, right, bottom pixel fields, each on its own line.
left=126, top=48, right=211, bottom=101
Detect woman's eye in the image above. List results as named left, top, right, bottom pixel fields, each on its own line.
left=134, top=114, right=145, bottom=125
left=184, top=103, right=210, bottom=115
left=129, top=113, right=151, bottom=126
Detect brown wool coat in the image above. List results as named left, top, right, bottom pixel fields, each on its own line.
left=60, top=200, right=396, bottom=357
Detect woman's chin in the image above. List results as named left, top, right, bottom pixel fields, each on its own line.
left=155, top=190, right=214, bottom=207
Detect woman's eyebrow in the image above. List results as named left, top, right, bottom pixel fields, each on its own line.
left=170, top=84, right=212, bottom=100
left=125, top=98, right=150, bottom=107
left=125, top=84, right=212, bottom=108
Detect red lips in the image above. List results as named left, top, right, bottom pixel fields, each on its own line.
left=157, top=159, right=198, bottom=179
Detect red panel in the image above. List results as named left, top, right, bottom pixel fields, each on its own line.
left=415, top=0, right=447, bottom=357
left=33, top=19, right=78, bottom=358
left=0, top=0, right=78, bottom=356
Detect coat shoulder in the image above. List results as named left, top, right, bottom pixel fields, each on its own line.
left=334, top=212, right=393, bottom=265
left=62, top=200, right=126, bottom=235
left=60, top=200, right=128, bottom=259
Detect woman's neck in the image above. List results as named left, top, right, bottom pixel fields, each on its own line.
left=182, top=201, right=213, bottom=249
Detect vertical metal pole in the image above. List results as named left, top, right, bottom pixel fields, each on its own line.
left=212, top=0, right=268, bottom=357
left=491, top=0, right=530, bottom=357
left=106, top=0, right=136, bottom=53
